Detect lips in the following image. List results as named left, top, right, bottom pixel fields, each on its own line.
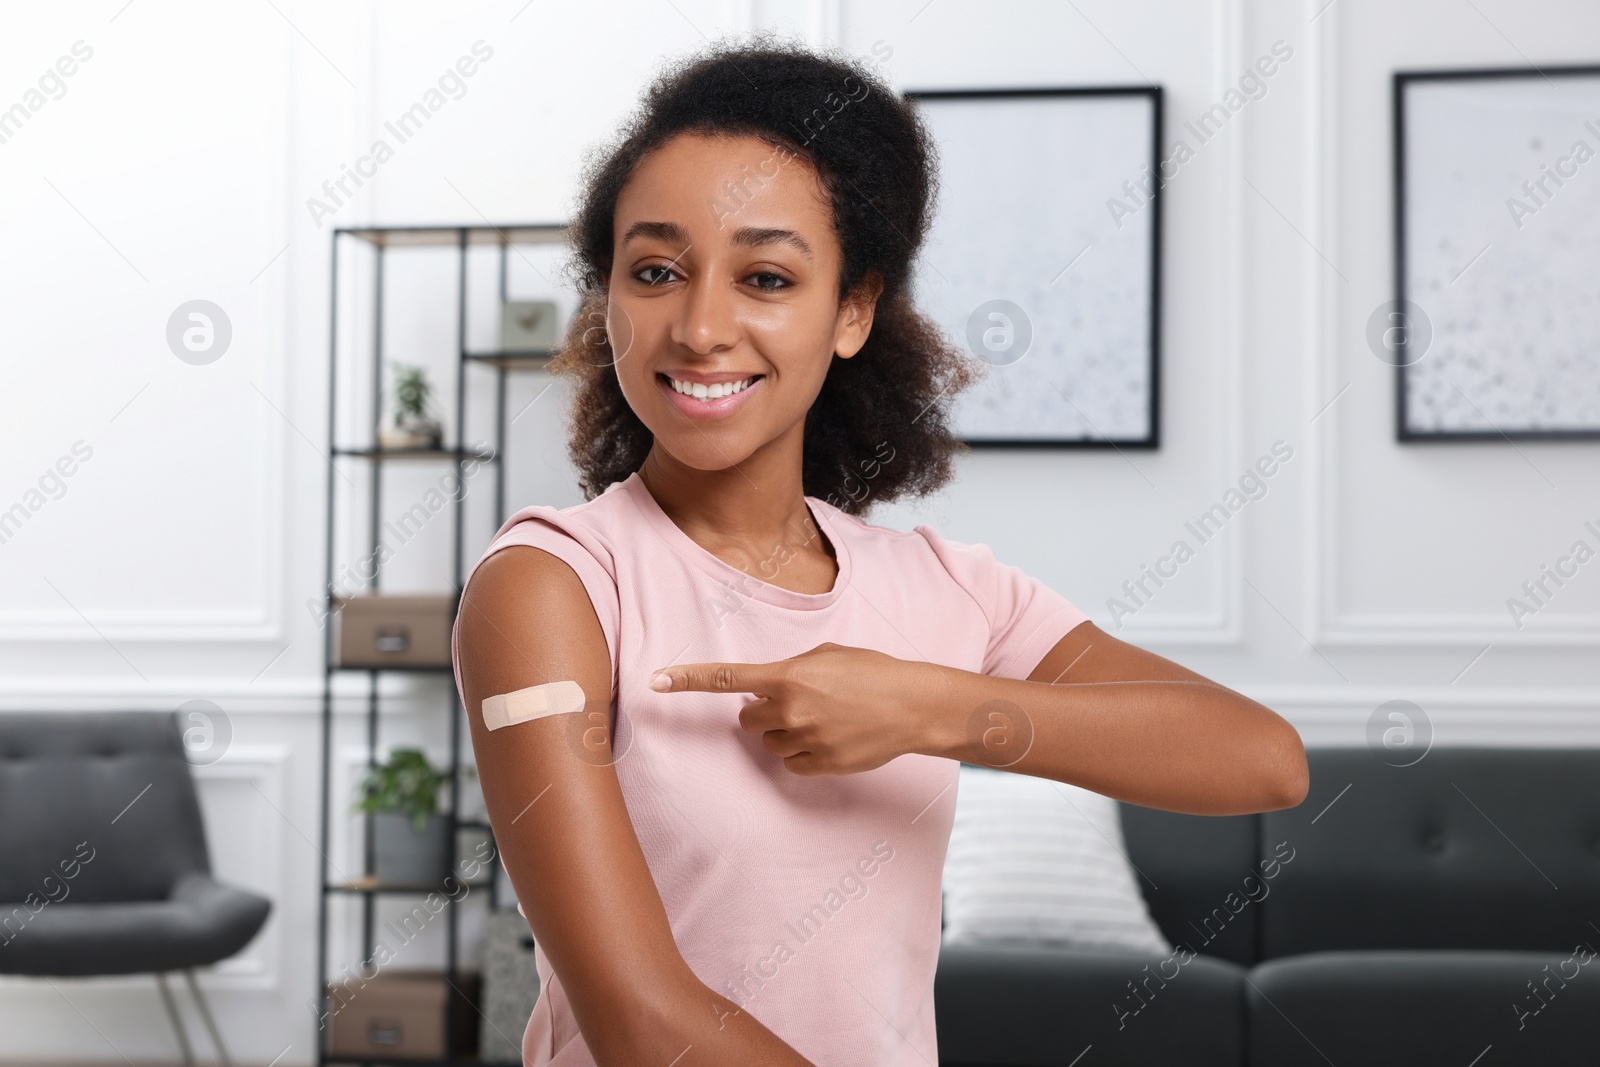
left=656, top=371, right=765, bottom=421
left=664, top=373, right=760, bottom=399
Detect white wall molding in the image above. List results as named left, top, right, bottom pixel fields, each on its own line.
left=1256, top=684, right=1600, bottom=712
left=0, top=678, right=451, bottom=716
left=1104, top=0, right=1248, bottom=646
left=188, top=744, right=290, bottom=990
left=1301, top=0, right=1342, bottom=650
left=0, top=22, right=294, bottom=648
left=0, top=609, right=283, bottom=642
left=1300, top=0, right=1600, bottom=649
left=1314, top=611, right=1600, bottom=646
left=1255, top=684, right=1600, bottom=745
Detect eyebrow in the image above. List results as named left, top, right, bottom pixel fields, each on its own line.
left=619, top=220, right=688, bottom=249
left=619, top=221, right=814, bottom=262
left=732, top=226, right=814, bottom=262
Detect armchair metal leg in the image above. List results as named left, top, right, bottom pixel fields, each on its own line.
left=155, top=973, right=196, bottom=1067
left=182, top=970, right=235, bottom=1067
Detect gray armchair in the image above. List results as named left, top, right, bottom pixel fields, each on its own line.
left=0, top=710, right=271, bottom=1065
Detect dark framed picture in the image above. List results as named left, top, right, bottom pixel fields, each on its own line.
left=1393, top=65, right=1600, bottom=440
left=904, top=87, right=1163, bottom=448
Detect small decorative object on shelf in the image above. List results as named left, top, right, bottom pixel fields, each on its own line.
left=378, top=360, right=445, bottom=450
left=356, top=747, right=454, bottom=886
left=499, top=298, right=561, bottom=352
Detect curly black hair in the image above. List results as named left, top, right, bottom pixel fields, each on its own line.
left=550, top=31, right=983, bottom=516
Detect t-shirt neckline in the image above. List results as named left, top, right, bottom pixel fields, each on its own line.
left=618, top=471, right=851, bottom=611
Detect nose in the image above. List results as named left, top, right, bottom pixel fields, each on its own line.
left=669, top=269, right=740, bottom=357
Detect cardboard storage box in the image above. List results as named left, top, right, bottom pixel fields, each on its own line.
left=334, top=594, right=455, bottom=668
left=326, top=973, right=447, bottom=1058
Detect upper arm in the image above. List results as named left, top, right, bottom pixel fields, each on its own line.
left=456, top=545, right=691, bottom=1054
left=1025, top=621, right=1217, bottom=685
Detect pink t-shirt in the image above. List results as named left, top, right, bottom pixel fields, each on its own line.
left=450, top=471, right=1089, bottom=1066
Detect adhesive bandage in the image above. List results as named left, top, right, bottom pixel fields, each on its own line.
left=482, top=680, right=586, bottom=731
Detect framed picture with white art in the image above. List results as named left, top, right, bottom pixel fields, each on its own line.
left=904, top=87, right=1162, bottom=448
left=1393, top=65, right=1600, bottom=440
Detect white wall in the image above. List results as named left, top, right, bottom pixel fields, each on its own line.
left=2, top=0, right=1597, bottom=1061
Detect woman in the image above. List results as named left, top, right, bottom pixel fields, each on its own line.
left=453, top=35, right=1308, bottom=1067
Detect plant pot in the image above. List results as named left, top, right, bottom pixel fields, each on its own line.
left=373, top=811, right=452, bottom=887
left=377, top=411, right=443, bottom=451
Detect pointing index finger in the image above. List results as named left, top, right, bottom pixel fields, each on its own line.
left=650, top=661, right=784, bottom=695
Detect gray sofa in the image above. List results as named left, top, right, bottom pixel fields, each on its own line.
left=934, top=746, right=1600, bottom=1066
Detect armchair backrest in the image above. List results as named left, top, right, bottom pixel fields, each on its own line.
left=0, top=711, right=211, bottom=905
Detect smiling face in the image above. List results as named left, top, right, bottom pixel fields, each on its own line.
left=604, top=131, right=880, bottom=474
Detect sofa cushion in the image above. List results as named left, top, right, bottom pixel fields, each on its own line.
left=1117, top=800, right=1261, bottom=966
left=935, top=942, right=1246, bottom=1066
left=1247, top=948, right=1600, bottom=1067
left=1261, top=747, right=1600, bottom=955
left=943, top=765, right=1169, bottom=954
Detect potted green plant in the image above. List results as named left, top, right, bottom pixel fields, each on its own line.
left=377, top=361, right=444, bottom=450
left=355, top=747, right=453, bottom=886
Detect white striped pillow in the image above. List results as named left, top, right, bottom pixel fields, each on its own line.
left=941, top=763, right=1171, bottom=954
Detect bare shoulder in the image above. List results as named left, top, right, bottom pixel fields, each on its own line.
left=457, top=544, right=612, bottom=705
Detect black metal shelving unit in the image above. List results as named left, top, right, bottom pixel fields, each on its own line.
left=318, top=223, right=567, bottom=1066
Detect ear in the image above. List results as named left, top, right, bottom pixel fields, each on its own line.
left=832, top=271, right=884, bottom=360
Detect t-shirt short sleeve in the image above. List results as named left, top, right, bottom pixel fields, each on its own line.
left=452, top=508, right=622, bottom=696
left=915, top=523, right=1091, bottom=680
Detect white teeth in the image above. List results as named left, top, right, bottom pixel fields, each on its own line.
left=669, top=376, right=756, bottom=401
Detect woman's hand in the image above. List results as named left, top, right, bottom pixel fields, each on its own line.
left=649, top=642, right=945, bottom=776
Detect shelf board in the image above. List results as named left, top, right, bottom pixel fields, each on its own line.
left=335, top=223, right=568, bottom=248
left=332, top=446, right=497, bottom=462
left=328, top=875, right=494, bottom=895
left=464, top=349, right=556, bottom=370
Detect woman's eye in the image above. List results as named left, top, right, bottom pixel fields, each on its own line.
left=748, top=271, right=790, bottom=292
left=635, top=265, right=677, bottom=286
